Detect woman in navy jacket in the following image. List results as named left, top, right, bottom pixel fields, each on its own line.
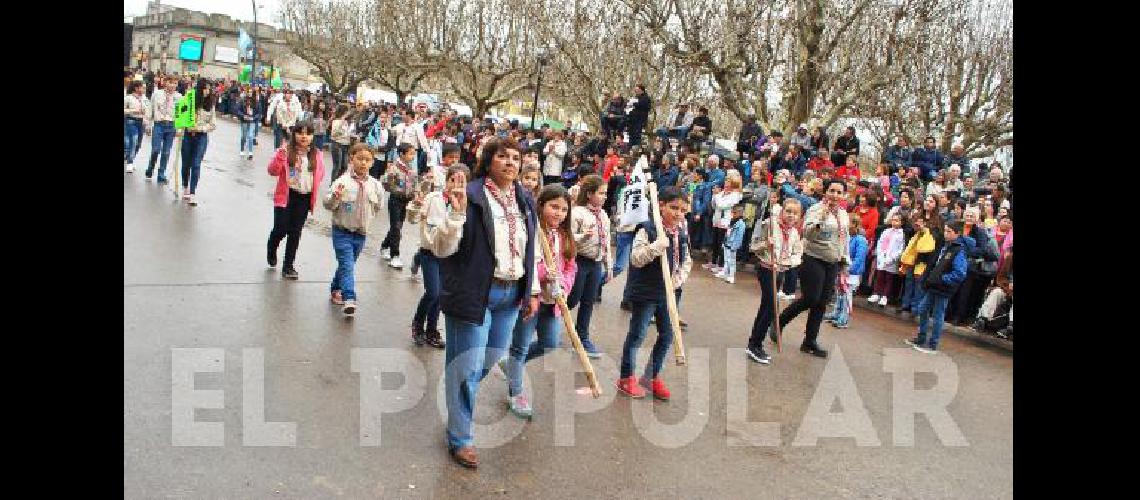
left=422, top=137, right=539, bottom=470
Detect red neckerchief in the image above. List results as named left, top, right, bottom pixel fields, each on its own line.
left=587, top=205, right=608, bottom=261
left=484, top=178, right=520, bottom=274
left=778, top=219, right=794, bottom=261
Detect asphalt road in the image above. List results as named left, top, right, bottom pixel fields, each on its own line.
left=124, top=118, right=1013, bottom=498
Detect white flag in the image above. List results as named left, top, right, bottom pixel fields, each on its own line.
left=619, top=155, right=651, bottom=226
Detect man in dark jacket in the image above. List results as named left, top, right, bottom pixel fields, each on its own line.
left=625, top=84, right=652, bottom=147
left=907, top=221, right=970, bottom=353
left=911, top=136, right=944, bottom=181
left=941, top=143, right=969, bottom=175
left=738, top=114, right=763, bottom=156
left=831, top=126, right=860, bottom=166
left=884, top=134, right=912, bottom=169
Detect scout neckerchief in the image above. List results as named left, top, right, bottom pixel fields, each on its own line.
left=663, top=220, right=681, bottom=274
left=587, top=204, right=608, bottom=262
left=484, top=178, right=520, bottom=275
left=350, top=169, right=367, bottom=226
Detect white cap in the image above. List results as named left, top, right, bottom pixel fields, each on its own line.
left=798, top=123, right=807, bottom=130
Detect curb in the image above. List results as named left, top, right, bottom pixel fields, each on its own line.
left=852, top=299, right=1013, bottom=353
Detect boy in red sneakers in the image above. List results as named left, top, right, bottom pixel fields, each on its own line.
left=617, top=186, right=692, bottom=400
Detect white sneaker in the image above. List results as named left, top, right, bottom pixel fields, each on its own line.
left=868, top=295, right=880, bottom=303
left=125, top=162, right=135, bottom=173
left=912, top=344, right=934, bottom=354
left=380, top=248, right=392, bottom=260
left=877, top=296, right=888, bottom=306
left=343, top=301, right=357, bottom=315
left=389, top=256, right=404, bottom=269
left=238, top=152, right=245, bottom=159
left=187, top=194, right=198, bottom=206
left=725, top=276, right=735, bottom=284
left=714, top=271, right=726, bottom=279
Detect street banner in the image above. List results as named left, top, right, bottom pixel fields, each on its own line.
left=174, top=89, right=196, bottom=129
left=619, top=155, right=650, bottom=227
left=238, top=64, right=251, bottom=83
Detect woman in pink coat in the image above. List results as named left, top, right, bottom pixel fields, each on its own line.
left=266, top=122, right=326, bottom=280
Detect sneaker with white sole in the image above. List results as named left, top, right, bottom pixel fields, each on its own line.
left=507, top=393, right=533, bottom=419
left=746, top=345, right=771, bottom=365
left=187, top=194, right=198, bottom=206
left=868, top=295, right=880, bottom=303
left=912, top=344, right=935, bottom=354
left=714, top=272, right=726, bottom=279
left=380, top=248, right=392, bottom=261
left=389, top=256, right=404, bottom=269
left=878, top=296, right=888, bottom=306
left=125, top=163, right=135, bottom=173
left=342, top=301, right=357, bottom=315
left=725, top=276, right=735, bottom=284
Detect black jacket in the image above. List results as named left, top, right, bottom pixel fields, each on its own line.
left=439, top=179, right=538, bottom=325
left=627, top=93, right=651, bottom=124
left=626, top=218, right=689, bottom=304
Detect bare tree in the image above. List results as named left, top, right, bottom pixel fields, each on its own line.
left=433, top=0, right=539, bottom=119
left=278, top=0, right=373, bottom=95
left=856, top=0, right=1012, bottom=158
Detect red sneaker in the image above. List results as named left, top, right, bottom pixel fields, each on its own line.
left=640, top=377, right=671, bottom=401
left=616, top=376, right=646, bottom=398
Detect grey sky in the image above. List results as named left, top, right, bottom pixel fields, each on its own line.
left=124, top=0, right=281, bottom=26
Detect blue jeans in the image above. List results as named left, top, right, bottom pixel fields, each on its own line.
left=146, top=121, right=176, bottom=180
left=906, top=273, right=927, bottom=310
left=507, top=304, right=561, bottom=396
left=240, top=122, right=258, bottom=153
left=330, top=227, right=366, bottom=301
left=722, top=247, right=738, bottom=277
left=180, top=132, right=208, bottom=194
left=826, top=275, right=860, bottom=325
left=413, top=251, right=442, bottom=332
left=620, top=298, right=675, bottom=379
left=124, top=118, right=142, bottom=163
left=914, top=293, right=950, bottom=349
left=611, top=231, right=636, bottom=277
left=900, top=269, right=918, bottom=310
left=273, top=124, right=286, bottom=149
left=654, top=125, right=690, bottom=140
left=444, top=282, right=521, bottom=449
left=567, top=257, right=604, bottom=344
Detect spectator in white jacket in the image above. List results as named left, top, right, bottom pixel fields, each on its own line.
left=267, top=89, right=302, bottom=149
left=868, top=213, right=907, bottom=307
left=542, top=131, right=567, bottom=185
left=655, top=103, right=695, bottom=140
left=393, top=110, right=430, bottom=173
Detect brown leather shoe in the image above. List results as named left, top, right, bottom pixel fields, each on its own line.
left=451, top=446, right=478, bottom=469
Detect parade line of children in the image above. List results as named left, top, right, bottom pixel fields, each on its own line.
left=150, top=122, right=960, bottom=470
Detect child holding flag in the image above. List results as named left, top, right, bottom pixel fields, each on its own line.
left=617, top=186, right=692, bottom=400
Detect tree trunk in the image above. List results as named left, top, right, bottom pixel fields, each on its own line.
left=786, top=0, right=824, bottom=137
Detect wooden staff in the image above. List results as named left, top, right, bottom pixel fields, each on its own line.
left=766, top=196, right=783, bottom=353
left=647, top=182, right=687, bottom=366
left=537, top=224, right=602, bottom=398
left=171, top=131, right=183, bottom=200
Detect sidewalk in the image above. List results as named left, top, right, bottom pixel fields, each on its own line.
left=852, top=298, right=1014, bottom=353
